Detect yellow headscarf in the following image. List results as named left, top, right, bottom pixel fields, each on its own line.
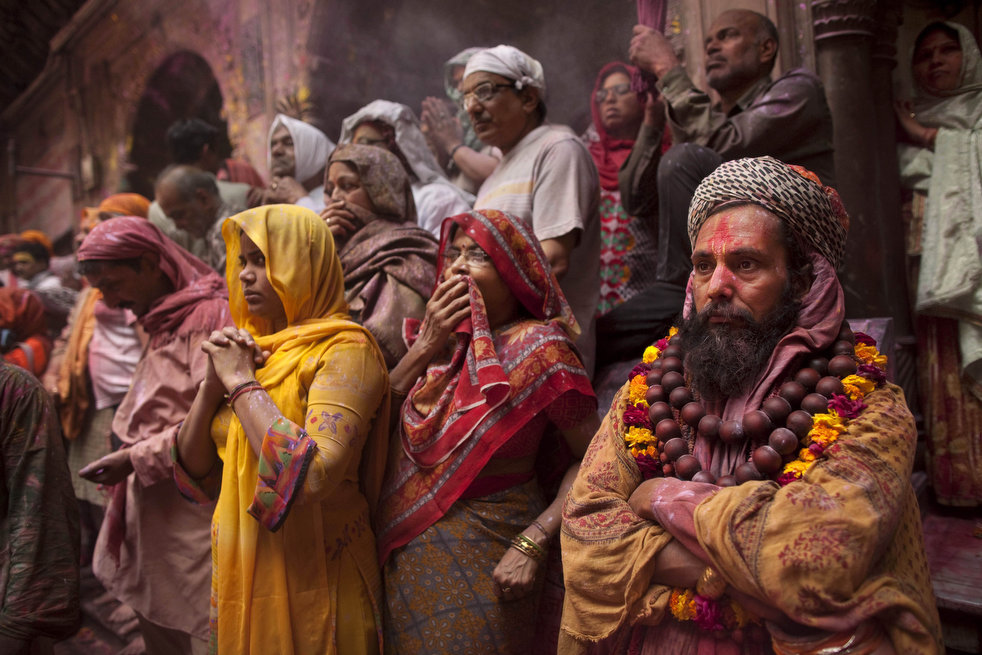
left=214, top=204, right=390, bottom=652
left=223, top=203, right=348, bottom=345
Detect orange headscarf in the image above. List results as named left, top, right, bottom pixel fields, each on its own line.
left=19, top=230, right=53, bottom=256
left=97, top=193, right=151, bottom=219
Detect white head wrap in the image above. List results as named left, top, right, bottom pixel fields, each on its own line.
left=463, top=45, right=546, bottom=100
left=267, top=114, right=335, bottom=183
left=339, top=100, right=472, bottom=198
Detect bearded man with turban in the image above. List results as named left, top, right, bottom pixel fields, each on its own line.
left=560, top=157, right=942, bottom=654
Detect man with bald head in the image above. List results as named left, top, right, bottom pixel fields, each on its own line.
left=155, top=165, right=245, bottom=272
left=621, top=9, right=835, bottom=288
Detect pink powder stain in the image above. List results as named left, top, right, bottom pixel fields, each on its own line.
left=707, top=217, right=732, bottom=258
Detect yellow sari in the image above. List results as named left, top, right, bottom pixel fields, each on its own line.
left=211, top=205, right=390, bottom=654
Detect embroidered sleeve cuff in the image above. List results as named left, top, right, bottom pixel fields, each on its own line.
left=246, top=416, right=317, bottom=532
left=172, top=444, right=222, bottom=505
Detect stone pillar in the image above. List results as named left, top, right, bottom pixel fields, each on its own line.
left=812, top=0, right=917, bottom=405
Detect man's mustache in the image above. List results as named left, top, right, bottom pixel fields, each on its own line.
left=697, top=302, right=755, bottom=324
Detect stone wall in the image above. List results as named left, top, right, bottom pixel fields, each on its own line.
left=0, top=0, right=316, bottom=240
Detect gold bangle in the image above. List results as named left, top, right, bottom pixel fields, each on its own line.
left=510, top=534, right=545, bottom=562
left=696, top=566, right=726, bottom=600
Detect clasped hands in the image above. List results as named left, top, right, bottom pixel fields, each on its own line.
left=200, top=326, right=270, bottom=400
left=420, top=96, right=465, bottom=161
left=248, top=176, right=307, bottom=207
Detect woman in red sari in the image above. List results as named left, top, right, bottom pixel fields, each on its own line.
left=376, top=209, right=598, bottom=654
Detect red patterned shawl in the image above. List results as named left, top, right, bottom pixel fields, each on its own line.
left=375, top=209, right=594, bottom=562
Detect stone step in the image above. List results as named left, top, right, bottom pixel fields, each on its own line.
left=922, top=506, right=982, bottom=654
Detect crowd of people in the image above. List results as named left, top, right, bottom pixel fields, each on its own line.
left=2, top=9, right=975, bottom=655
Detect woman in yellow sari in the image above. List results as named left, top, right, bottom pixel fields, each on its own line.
left=175, top=204, right=390, bottom=654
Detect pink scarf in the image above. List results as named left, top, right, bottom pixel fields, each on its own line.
left=77, top=216, right=227, bottom=335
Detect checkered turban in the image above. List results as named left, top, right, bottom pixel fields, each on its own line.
left=687, top=156, right=849, bottom=268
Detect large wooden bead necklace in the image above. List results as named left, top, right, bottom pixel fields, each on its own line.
left=623, top=325, right=888, bottom=631
left=623, top=324, right=888, bottom=488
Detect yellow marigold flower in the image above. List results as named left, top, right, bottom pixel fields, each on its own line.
left=628, top=375, right=649, bottom=405
left=782, top=460, right=810, bottom=476
left=812, top=411, right=844, bottom=430
left=668, top=326, right=679, bottom=338
left=642, top=345, right=660, bottom=364
left=626, top=426, right=655, bottom=449
left=799, top=447, right=816, bottom=462
left=842, top=374, right=875, bottom=396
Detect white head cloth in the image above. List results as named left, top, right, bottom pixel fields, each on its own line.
left=339, top=100, right=460, bottom=189
left=267, top=114, right=335, bottom=183
left=463, top=45, right=546, bottom=99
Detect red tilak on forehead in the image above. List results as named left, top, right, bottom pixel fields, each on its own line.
left=707, top=216, right=734, bottom=254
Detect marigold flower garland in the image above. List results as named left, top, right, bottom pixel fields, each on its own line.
left=622, top=328, right=889, bottom=629
left=668, top=588, right=754, bottom=631
left=777, top=332, right=887, bottom=485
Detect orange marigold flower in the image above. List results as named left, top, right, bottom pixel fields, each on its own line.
left=854, top=343, right=888, bottom=369
left=629, top=375, right=649, bottom=406
left=808, top=424, right=840, bottom=447
left=669, top=589, right=697, bottom=620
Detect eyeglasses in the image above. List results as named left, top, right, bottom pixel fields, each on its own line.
left=459, top=81, right=516, bottom=110
left=595, top=83, right=632, bottom=103
left=442, top=245, right=492, bottom=267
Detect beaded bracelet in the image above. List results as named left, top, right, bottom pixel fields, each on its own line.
left=226, top=380, right=263, bottom=407
left=510, top=534, right=545, bottom=562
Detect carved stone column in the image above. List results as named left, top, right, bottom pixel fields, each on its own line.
left=812, top=0, right=917, bottom=406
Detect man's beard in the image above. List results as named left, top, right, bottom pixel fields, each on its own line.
left=675, top=287, right=799, bottom=402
